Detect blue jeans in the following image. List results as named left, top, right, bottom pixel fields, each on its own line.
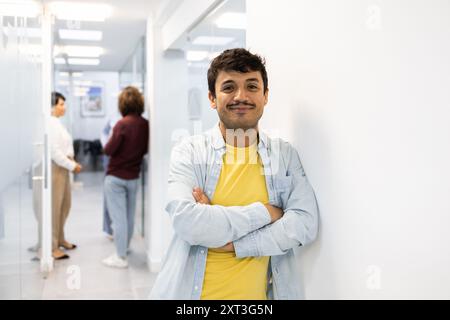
left=104, top=175, right=138, bottom=258
left=102, top=156, right=113, bottom=236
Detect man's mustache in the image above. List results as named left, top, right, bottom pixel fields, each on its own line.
left=227, top=101, right=256, bottom=108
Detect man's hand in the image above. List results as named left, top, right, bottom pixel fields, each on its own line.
left=265, top=204, right=284, bottom=223
left=192, top=187, right=210, bottom=205
left=73, top=163, right=82, bottom=174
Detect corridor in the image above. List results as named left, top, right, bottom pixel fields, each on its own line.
left=40, top=172, right=156, bottom=299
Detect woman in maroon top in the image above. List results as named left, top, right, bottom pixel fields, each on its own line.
left=102, top=86, right=149, bottom=268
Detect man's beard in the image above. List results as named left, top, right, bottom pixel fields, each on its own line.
left=218, top=110, right=262, bottom=131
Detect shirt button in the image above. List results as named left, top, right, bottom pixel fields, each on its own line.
left=194, top=286, right=199, bottom=290
left=200, top=250, right=205, bottom=254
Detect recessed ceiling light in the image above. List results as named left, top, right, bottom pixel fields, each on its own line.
left=18, top=44, right=42, bottom=56
left=59, top=72, right=69, bottom=77
left=191, top=36, right=234, bottom=46
left=54, top=57, right=66, bottom=64
left=68, top=58, right=100, bottom=66
left=58, top=80, right=70, bottom=86
left=208, top=52, right=221, bottom=60
left=215, top=13, right=247, bottom=30
left=59, top=29, right=103, bottom=41
left=55, top=45, right=104, bottom=58
left=3, top=27, right=41, bottom=38
left=0, top=1, right=41, bottom=18
left=186, top=51, right=209, bottom=62
left=73, top=80, right=92, bottom=86
left=72, top=72, right=83, bottom=77
left=49, top=2, right=113, bottom=22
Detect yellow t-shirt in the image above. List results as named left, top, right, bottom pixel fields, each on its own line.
left=201, top=143, right=270, bottom=300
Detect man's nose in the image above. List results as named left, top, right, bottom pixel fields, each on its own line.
left=234, top=87, right=247, bottom=101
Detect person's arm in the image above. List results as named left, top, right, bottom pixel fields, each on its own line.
left=49, top=119, right=77, bottom=172
left=144, top=121, right=149, bottom=154
left=192, top=188, right=283, bottom=251
left=104, top=122, right=124, bottom=156
left=233, top=144, right=319, bottom=257
left=166, top=139, right=272, bottom=248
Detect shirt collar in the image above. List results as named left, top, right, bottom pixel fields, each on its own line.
left=210, top=122, right=269, bottom=150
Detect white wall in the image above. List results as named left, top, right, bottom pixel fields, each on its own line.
left=247, top=0, right=450, bottom=299
left=188, top=69, right=219, bottom=132
left=146, top=17, right=190, bottom=271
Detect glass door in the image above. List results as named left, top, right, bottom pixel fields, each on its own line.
left=0, top=0, right=52, bottom=299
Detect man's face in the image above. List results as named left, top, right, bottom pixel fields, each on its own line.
left=209, top=70, right=268, bottom=131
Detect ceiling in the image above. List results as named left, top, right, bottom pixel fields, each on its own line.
left=174, top=0, right=246, bottom=52
left=44, top=0, right=161, bottom=72
left=42, top=0, right=245, bottom=73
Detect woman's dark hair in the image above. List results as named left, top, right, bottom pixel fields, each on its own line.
left=207, top=48, right=268, bottom=98
left=51, top=91, right=65, bottom=107
left=118, top=86, right=144, bottom=116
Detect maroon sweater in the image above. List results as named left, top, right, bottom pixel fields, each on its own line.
left=104, top=115, right=149, bottom=180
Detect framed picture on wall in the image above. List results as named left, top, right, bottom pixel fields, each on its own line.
left=80, top=82, right=105, bottom=117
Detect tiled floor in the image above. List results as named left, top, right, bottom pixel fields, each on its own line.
left=0, top=171, right=156, bottom=300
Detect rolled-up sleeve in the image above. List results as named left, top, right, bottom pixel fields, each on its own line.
left=166, top=140, right=271, bottom=248
left=234, top=144, right=319, bottom=258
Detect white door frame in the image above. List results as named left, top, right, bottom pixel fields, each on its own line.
left=39, top=4, right=53, bottom=273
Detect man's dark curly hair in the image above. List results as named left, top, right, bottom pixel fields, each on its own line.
left=207, top=48, right=268, bottom=98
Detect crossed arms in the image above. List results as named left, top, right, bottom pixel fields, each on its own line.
left=165, top=141, right=319, bottom=258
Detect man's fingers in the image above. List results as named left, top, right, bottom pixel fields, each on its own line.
left=192, top=187, right=211, bottom=204
left=200, top=194, right=210, bottom=204
left=192, top=191, right=200, bottom=201
left=192, top=187, right=203, bottom=202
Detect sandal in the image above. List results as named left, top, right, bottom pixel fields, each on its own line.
left=52, top=249, right=70, bottom=260
left=60, top=242, right=77, bottom=250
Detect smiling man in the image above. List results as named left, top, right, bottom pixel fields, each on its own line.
left=150, top=48, right=319, bottom=300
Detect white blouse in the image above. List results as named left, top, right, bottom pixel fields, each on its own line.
left=49, top=116, right=76, bottom=171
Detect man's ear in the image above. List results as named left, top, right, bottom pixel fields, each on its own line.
left=208, top=91, right=217, bottom=109
left=264, top=88, right=269, bottom=105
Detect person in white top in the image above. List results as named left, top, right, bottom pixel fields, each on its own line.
left=49, top=92, right=82, bottom=260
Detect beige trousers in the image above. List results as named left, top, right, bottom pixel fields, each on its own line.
left=51, top=162, right=71, bottom=250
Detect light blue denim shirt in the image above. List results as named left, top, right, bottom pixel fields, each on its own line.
left=150, top=125, right=319, bottom=300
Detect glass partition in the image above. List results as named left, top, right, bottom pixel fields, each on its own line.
left=0, top=0, right=48, bottom=299
left=183, top=0, right=246, bottom=134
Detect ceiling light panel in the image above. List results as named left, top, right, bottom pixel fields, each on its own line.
left=49, top=2, right=113, bottom=22
left=56, top=45, right=104, bottom=58
left=191, top=36, right=234, bottom=46
left=215, top=12, right=247, bottom=30
left=59, top=29, right=103, bottom=41
left=186, top=51, right=209, bottom=62
left=54, top=57, right=66, bottom=64
left=0, top=1, right=41, bottom=18
left=68, top=58, right=100, bottom=66
left=3, top=27, right=41, bottom=38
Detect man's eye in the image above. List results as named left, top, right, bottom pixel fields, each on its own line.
left=248, top=84, right=259, bottom=90
left=222, top=86, right=233, bottom=92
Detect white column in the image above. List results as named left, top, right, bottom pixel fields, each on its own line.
left=145, top=15, right=190, bottom=273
